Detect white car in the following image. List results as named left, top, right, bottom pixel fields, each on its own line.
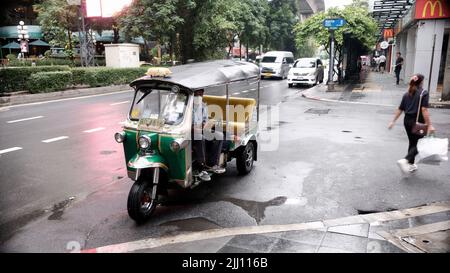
left=260, top=51, right=295, bottom=80
left=288, top=58, right=325, bottom=87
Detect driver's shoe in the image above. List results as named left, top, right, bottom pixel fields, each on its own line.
left=206, top=165, right=226, bottom=174
left=198, top=171, right=211, bottom=181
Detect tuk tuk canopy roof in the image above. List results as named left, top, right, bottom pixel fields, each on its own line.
left=130, top=60, right=260, bottom=91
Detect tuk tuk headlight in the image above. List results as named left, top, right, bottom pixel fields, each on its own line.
left=138, top=135, right=151, bottom=150
left=114, top=131, right=126, bottom=143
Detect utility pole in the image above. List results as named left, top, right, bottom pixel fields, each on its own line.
left=328, top=29, right=335, bottom=91
left=323, top=18, right=346, bottom=92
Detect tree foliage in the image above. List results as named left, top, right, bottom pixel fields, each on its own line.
left=294, top=6, right=378, bottom=54
left=34, top=0, right=78, bottom=48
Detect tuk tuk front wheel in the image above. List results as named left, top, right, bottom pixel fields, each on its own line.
left=127, top=178, right=157, bottom=223
left=236, top=142, right=255, bottom=175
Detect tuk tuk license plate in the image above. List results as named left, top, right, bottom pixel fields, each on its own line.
left=263, top=73, right=272, bottom=77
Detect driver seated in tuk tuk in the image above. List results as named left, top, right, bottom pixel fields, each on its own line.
left=192, top=89, right=226, bottom=181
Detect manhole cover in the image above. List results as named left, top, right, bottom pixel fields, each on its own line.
left=305, top=108, right=330, bottom=115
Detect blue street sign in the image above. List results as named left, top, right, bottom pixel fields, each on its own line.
left=323, top=18, right=346, bottom=30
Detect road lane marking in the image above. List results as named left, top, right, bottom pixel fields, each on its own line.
left=42, top=136, right=69, bottom=143
left=233, top=92, right=241, bottom=95
left=110, top=101, right=130, bottom=106
left=242, top=90, right=250, bottom=93
left=7, top=116, right=44, bottom=124
left=0, top=147, right=23, bottom=155
left=83, top=127, right=105, bottom=133
left=0, top=90, right=132, bottom=111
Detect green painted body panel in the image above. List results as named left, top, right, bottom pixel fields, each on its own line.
left=159, top=135, right=187, bottom=180
left=121, top=129, right=186, bottom=181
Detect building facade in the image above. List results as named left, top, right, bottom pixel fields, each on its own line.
left=392, top=0, right=450, bottom=100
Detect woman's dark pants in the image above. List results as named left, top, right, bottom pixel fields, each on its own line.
left=404, top=115, right=424, bottom=164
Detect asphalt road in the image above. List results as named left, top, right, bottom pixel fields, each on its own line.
left=1, top=79, right=449, bottom=252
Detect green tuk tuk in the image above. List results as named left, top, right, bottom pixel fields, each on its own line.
left=115, top=60, right=260, bottom=223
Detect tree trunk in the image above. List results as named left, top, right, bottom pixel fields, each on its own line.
left=67, top=29, right=74, bottom=63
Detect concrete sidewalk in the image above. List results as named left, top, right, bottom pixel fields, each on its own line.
left=83, top=201, right=450, bottom=253
left=302, top=70, right=450, bottom=109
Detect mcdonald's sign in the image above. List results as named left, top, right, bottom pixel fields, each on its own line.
left=415, top=0, right=450, bottom=19
left=383, top=29, right=394, bottom=39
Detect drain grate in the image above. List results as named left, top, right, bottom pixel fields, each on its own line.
left=305, top=108, right=330, bottom=115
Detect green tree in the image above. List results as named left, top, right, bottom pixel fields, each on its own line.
left=34, top=0, right=79, bottom=61
left=118, top=0, right=183, bottom=62
left=266, top=0, right=298, bottom=53
left=294, top=5, right=378, bottom=80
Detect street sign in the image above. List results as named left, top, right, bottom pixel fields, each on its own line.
left=323, top=18, right=346, bottom=30
left=380, top=41, right=389, bottom=49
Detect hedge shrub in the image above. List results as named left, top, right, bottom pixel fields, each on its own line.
left=80, top=67, right=147, bottom=87
left=0, top=66, right=147, bottom=93
left=7, top=58, right=73, bottom=67
left=0, top=66, right=71, bottom=93
left=28, top=71, right=73, bottom=93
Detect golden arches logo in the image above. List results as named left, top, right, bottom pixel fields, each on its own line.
left=422, top=0, right=444, bottom=17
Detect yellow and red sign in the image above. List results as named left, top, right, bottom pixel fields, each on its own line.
left=415, top=0, right=450, bottom=19
left=383, top=29, right=394, bottom=39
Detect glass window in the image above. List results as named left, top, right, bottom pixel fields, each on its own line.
left=130, top=89, right=188, bottom=125
left=287, top=57, right=295, bottom=64
left=294, top=59, right=316, bottom=68
left=261, top=56, right=277, bottom=63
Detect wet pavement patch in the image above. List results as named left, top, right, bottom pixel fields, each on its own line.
left=159, top=217, right=221, bottom=232
left=0, top=209, right=46, bottom=244
left=223, top=196, right=287, bottom=224
left=305, top=108, right=330, bottom=115
left=48, top=197, right=75, bottom=220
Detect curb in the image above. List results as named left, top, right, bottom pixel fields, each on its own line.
left=80, top=201, right=450, bottom=253
left=301, top=86, right=450, bottom=109
left=0, top=85, right=131, bottom=108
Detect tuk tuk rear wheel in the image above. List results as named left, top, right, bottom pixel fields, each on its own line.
left=236, top=142, right=254, bottom=175
left=127, top=179, right=157, bottom=223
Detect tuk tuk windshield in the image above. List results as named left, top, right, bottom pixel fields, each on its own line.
left=129, top=89, right=188, bottom=125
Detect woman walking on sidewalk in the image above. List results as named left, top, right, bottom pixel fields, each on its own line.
left=388, top=74, right=435, bottom=173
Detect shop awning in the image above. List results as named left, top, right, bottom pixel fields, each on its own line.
left=371, top=0, right=414, bottom=37
left=0, top=25, right=43, bottom=39
left=2, top=42, right=20, bottom=49
left=29, top=39, right=50, bottom=47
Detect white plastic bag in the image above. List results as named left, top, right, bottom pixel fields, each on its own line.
left=417, top=136, right=449, bottom=164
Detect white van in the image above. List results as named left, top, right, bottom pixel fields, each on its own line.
left=260, top=51, right=294, bottom=79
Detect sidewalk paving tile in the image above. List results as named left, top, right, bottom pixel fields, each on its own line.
left=141, top=236, right=233, bottom=253
left=224, top=234, right=280, bottom=253
left=264, top=229, right=327, bottom=245
left=217, top=245, right=259, bottom=253
left=328, top=223, right=369, bottom=238
left=320, top=232, right=368, bottom=253
left=269, top=238, right=317, bottom=253
left=317, top=246, right=352, bottom=253
left=366, top=239, right=406, bottom=253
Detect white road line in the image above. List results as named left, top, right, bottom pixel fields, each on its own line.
left=110, top=101, right=130, bottom=106
left=0, top=147, right=23, bottom=155
left=242, top=90, right=250, bottom=93
left=83, top=127, right=105, bottom=133
left=7, top=116, right=44, bottom=124
left=233, top=92, right=241, bottom=95
left=42, top=136, right=69, bottom=143
left=0, top=90, right=132, bottom=111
